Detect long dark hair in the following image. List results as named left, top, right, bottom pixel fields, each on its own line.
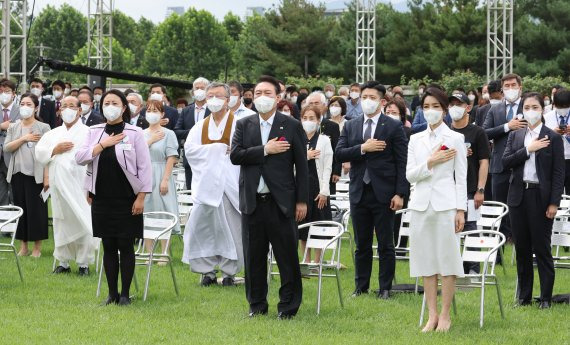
left=100, top=89, right=131, bottom=123
left=19, top=92, right=42, bottom=121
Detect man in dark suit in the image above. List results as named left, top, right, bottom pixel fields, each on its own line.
left=230, top=75, right=308, bottom=319
left=174, top=77, right=210, bottom=189
left=139, top=83, right=179, bottom=130
left=483, top=73, right=526, bottom=241
left=335, top=81, right=408, bottom=299
left=502, top=92, right=565, bottom=309
left=475, top=79, right=503, bottom=127
left=30, top=78, right=57, bottom=129
left=78, top=90, right=104, bottom=126
left=126, top=92, right=149, bottom=130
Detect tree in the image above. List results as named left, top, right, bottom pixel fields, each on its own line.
left=73, top=38, right=136, bottom=75
left=112, top=11, right=156, bottom=67
left=141, top=9, right=231, bottom=80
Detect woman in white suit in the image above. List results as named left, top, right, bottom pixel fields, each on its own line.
left=406, top=88, right=467, bottom=332
left=299, top=105, right=333, bottom=263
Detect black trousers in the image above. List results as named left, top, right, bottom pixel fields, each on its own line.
left=510, top=188, right=555, bottom=302
left=564, top=160, right=570, bottom=194
left=12, top=173, right=48, bottom=242
left=491, top=172, right=512, bottom=240
left=242, top=195, right=302, bottom=315
left=350, top=184, right=395, bottom=292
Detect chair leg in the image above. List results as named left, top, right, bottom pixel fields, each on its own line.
left=96, top=257, right=104, bottom=297
left=414, top=277, right=419, bottom=294
left=513, top=275, right=518, bottom=302
left=143, top=252, right=154, bottom=301
left=12, top=246, right=23, bottom=282
left=133, top=270, right=139, bottom=292
left=95, top=243, right=101, bottom=274
left=316, top=265, right=323, bottom=315
left=495, top=277, right=505, bottom=319
left=169, top=249, right=179, bottom=296
left=510, top=246, right=516, bottom=266
left=335, top=268, right=344, bottom=308
left=348, top=232, right=355, bottom=267
left=480, top=275, right=486, bottom=328
left=500, top=247, right=507, bottom=276
left=267, top=249, right=273, bottom=286
left=419, top=292, right=426, bottom=327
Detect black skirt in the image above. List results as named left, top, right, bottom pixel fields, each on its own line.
left=92, top=196, right=143, bottom=239
left=12, top=173, right=48, bottom=241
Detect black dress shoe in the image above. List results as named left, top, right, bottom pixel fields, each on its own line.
left=539, top=300, right=551, bottom=309
left=78, top=267, right=89, bottom=276
left=222, top=277, right=235, bottom=287
left=277, top=312, right=294, bottom=320
left=104, top=295, right=119, bottom=306
left=351, top=289, right=368, bottom=298
left=118, top=296, right=131, bottom=306
left=377, top=290, right=391, bottom=300
left=514, top=299, right=532, bottom=307
left=201, top=275, right=217, bottom=287
left=53, top=266, right=71, bottom=274
left=248, top=309, right=268, bottom=318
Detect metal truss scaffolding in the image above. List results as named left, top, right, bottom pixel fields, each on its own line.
left=0, top=0, right=27, bottom=82
left=355, top=0, right=376, bottom=84
left=87, top=0, right=113, bottom=71
left=487, top=0, right=514, bottom=81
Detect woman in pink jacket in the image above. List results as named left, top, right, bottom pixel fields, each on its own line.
left=76, top=89, right=152, bottom=306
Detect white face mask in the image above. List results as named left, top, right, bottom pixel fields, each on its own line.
left=53, top=90, right=63, bottom=99
left=103, top=105, right=123, bottom=122
left=523, top=110, right=542, bottom=126
left=468, top=94, right=476, bottom=102
left=329, top=106, right=342, bottom=117
left=64, top=88, right=71, bottom=96
left=80, top=103, right=91, bottom=115
left=424, top=108, right=443, bottom=125
left=61, top=108, right=78, bottom=124
left=145, top=111, right=161, bottom=125
left=544, top=100, right=551, bottom=106
left=556, top=107, right=570, bottom=117
left=302, top=120, right=318, bottom=133
left=177, top=108, right=183, bottom=114
left=349, top=92, right=360, bottom=100
left=128, top=103, right=139, bottom=115
left=489, top=99, right=502, bottom=105
left=206, top=97, right=226, bottom=113
left=0, top=92, right=12, bottom=105
left=361, top=99, right=380, bottom=115
left=149, top=93, right=163, bottom=102
left=340, top=95, right=348, bottom=101
left=281, top=111, right=291, bottom=116
left=279, top=92, right=286, bottom=100
left=228, top=95, right=239, bottom=108
left=482, top=93, right=490, bottom=100
left=253, top=96, right=276, bottom=114
left=503, top=88, right=520, bottom=103
left=193, top=89, right=206, bottom=101
left=30, top=88, right=42, bottom=97
left=449, top=105, right=467, bottom=121
left=418, top=88, right=425, bottom=96
left=325, top=91, right=334, bottom=99
left=19, top=106, right=34, bottom=119
left=388, top=114, right=401, bottom=122
left=94, top=94, right=102, bottom=102
left=290, top=96, right=298, bottom=104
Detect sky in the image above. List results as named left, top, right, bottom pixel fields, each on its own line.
left=30, top=0, right=409, bottom=22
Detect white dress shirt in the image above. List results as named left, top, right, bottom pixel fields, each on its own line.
left=82, top=110, right=92, bottom=124
left=523, top=123, right=542, bottom=183
left=360, top=113, right=381, bottom=154
left=194, top=103, right=207, bottom=123
left=258, top=112, right=276, bottom=193
left=544, top=109, right=570, bottom=159
left=503, top=98, right=521, bottom=132
left=427, top=120, right=447, bottom=149
left=130, top=114, right=140, bottom=126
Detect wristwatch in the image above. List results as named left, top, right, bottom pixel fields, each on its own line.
left=476, top=187, right=485, bottom=194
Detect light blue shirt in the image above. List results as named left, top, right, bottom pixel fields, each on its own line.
left=257, top=113, right=275, bottom=193
left=346, top=99, right=363, bottom=120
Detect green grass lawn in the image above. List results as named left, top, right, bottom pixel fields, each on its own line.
left=1, top=228, right=569, bottom=345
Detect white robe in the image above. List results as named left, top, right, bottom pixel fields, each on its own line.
left=35, top=121, right=97, bottom=265
left=182, top=112, right=242, bottom=266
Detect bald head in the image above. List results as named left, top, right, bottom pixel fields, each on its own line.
left=62, top=95, right=80, bottom=108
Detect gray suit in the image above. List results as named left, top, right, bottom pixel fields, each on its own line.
left=0, top=103, right=20, bottom=205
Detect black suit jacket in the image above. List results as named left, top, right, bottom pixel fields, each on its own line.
left=38, top=98, right=56, bottom=129
left=502, top=125, right=565, bottom=208
left=476, top=103, right=491, bottom=127
left=230, top=112, right=309, bottom=218
left=135, top=114, right=149, bottom=130
left=84, top=110, right=104, bottom=126
left=483, top=100, right=523, bottom=174
left=335, top=114, right=409, bottom=204
left=140, top=105, right=179, bottom=130
left=320, top=118, right=341, bottom=176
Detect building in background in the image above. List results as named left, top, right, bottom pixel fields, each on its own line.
left=166, top=6, right=184, bottom=18
left=245, top=6, right=265, bottom=19
left=324, top=1, right=348, bottom=17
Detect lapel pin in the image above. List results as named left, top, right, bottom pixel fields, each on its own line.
left=280, top=126, right=283, bottom=129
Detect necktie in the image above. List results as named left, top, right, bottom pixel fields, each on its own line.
left=56, top=101, right=61, bottom=112
left=2, top=108, right=9, bottom=122
left=363, top=118, right=373, bottom=184
left=560, top=116, right=566, bottom=125
left=81, top=116, right=87, bottom=124
left=257, top=121, right=271, bottom=193
left=195, top=107, right=202, bottom=123
left=506, top=103, right=514, bottom=121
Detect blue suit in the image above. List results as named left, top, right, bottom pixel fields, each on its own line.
left=411, top=107, right=452, bottom=134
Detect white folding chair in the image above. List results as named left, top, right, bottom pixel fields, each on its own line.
left=419, top=230, right=506, bottom=328
left=173, top=168, right=187, bottom=192
left=0, top=206, right=24, bottom=282
left=392, top=209, right=419, bottom=293
left=335, top=181, right=349, bottom=195
left=552, top=203, right=570, bottom=270
left=475, top=201, right=509, bottom=274
left=176, top=190, right=193, bottom=236
left=341, top=211, right=355, bottom=267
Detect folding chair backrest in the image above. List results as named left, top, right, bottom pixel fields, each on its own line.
left=177, top=192, right=193, bottom=216
left=330, top=197, right=350, bottom=212
left=552, top=232, right=570, bottom=247
left=461, top=231, right=504, bottom=274
left=306, top=225, right=343, bottom=250
left=143, top=212, right=177, bottom=241
left=336, top=182, right=349, bottom=193
left=477, top=203, right=506, bottom=231
left=0, top=207, right=23, bottom=245
left=395, top=209, right=411, bottom=248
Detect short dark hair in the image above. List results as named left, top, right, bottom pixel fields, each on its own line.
left=285, top=85, right=297, bottom=93
left=255, top=75, right=280, bottom=95
left=150, top=83, right=166, bottom=94
left=328, top=96, right=347, bottom=116
left=228, top=80, right=244, bottom=95
left=93, top=86, right=104, bottom=92
left=78, top=90, right=94, bottom=102
left=552, top=84, right=563, bottom=91
left=30, top=77, right=44, bottom=85
left=521, top=92, right=545, bottom=110
left=419, top=82, right=427, bottom=87
left=0, top=79, right=17, bottom=92
left=384, top=99, right=407, bottom=123
left=100, top=89, right=131, bottom=123
left=488, top=80, right=501, bottom=94
left=79, top=85, right=92, bottom=92
left=176, top=98, right=188, bottom=107
left=51, top=79, right=66, bottom=90
left=349, top=82, right=361, bottom=89
left=65, top=82, right=72, bottom=88
left=501, top=73, right=522, bottom=86
left=361, top=81, right=387, bottom=98
left=427, top=83, right=445, bottom=92
left=421, top=87, right=449, bottom=109
left=20, top=92, right=39, bottom=108
left=553, top=89, right=570, bottom=108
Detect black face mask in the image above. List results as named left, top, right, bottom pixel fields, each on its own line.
left=243, top=97, right=253, bottom=105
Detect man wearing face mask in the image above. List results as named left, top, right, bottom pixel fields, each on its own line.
left=228, top=80, right=256, bottom=120
left=175, top=77, right=211, bottom=190
left=324, top=84, right=336, bottom=101
left=338, top=86, right=349, bottom=101
left=0, top=79, right=20, bottom=205
left=51, top=80, right=66, bottom=127
left=78, top=90, right=104, bottom=127
left=93, top=86, right=104, bottom=113
left=450, top=92, right=490, bottom=274
left=544, top=88, right=570, bottom=193
left=336, top=81, right=408, bottom=300
left=182, top=82, right=243, bottom=287
left=483, top=73, right=525, bottom=243
left=126, top=93, right=148, bottom=130
left=475, top=80, right=503, bottom=127
left=410, top=82, right=426, bottom=116
left=64, top=82, right=72, bottom=97
left=29, top=78, right=57, bottom=129
left=230, top=75, right=308, bottom=319
left=35, top=96, right=97, bottom=275
left=346, top=83, right=364, bottom=120
left=139, top=84, right=178, bottom=130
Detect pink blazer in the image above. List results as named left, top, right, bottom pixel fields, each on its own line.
left=75, top=123, right=152, bottom=195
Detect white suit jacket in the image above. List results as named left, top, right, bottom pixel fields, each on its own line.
left=406, top=123, right=467, bottom=212
left=313, top=134, right=333, bottom=196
